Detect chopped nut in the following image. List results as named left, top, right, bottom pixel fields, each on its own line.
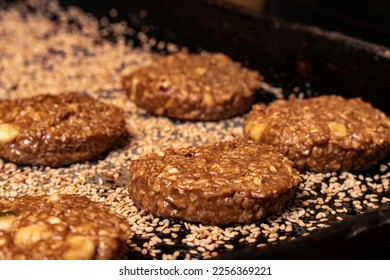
left=195, top=67, right=207, bottom=75
left=202, top=93, right=214, bottom=106
left=0, top=216, right=16, bottom=231
left=249, top=123, right=266, bottom=141
left=46, top=193, right=61, bottom=203
left=0, top=124, right=19, bottom=143
left=0, top=237, right=7, bottom=246
left=63, top=235, right=96, bottom=260
left=14, top=224, right=52, bottom=247
left=328, top=122, right=347, bottom=137
left=46, top=216, right=62, bottom=224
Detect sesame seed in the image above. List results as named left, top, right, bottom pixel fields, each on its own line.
left=141, top=249, right=148, bottom=255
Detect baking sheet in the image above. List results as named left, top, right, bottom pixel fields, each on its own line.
left=1, top=0, right=389, bottom=259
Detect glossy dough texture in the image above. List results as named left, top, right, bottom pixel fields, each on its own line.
left=129, top=139, right=301, bottom=225
left=122, top=52, right=263, bottom=121
left=0, top=194, right=130, bottom=260
left=0, top=92, right=127, bottom=167
left=244, top=95, right=390, bottom=172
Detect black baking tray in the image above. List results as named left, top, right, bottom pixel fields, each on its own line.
left=59, top=0, right=390, bottom=115
left=57, top=0, right=390, bottom=259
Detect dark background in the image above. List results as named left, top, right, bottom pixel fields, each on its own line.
left=265, top=0, right=390, bottom=47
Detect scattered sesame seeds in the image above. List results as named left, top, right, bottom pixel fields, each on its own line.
left=0, top=0, right=389, bottom=260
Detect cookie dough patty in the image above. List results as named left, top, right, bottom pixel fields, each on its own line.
left=0, top=92, right=127, bottom=167
left=122, top=52, right=263, bottom=121
left=244, top=95, right=390, bottom=172
left=0, top=194, right=130, bottom=260
left=129, top=139, right=301, bottom=225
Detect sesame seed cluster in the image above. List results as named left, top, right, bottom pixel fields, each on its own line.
left=0, top=0, right=389, bottom=259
